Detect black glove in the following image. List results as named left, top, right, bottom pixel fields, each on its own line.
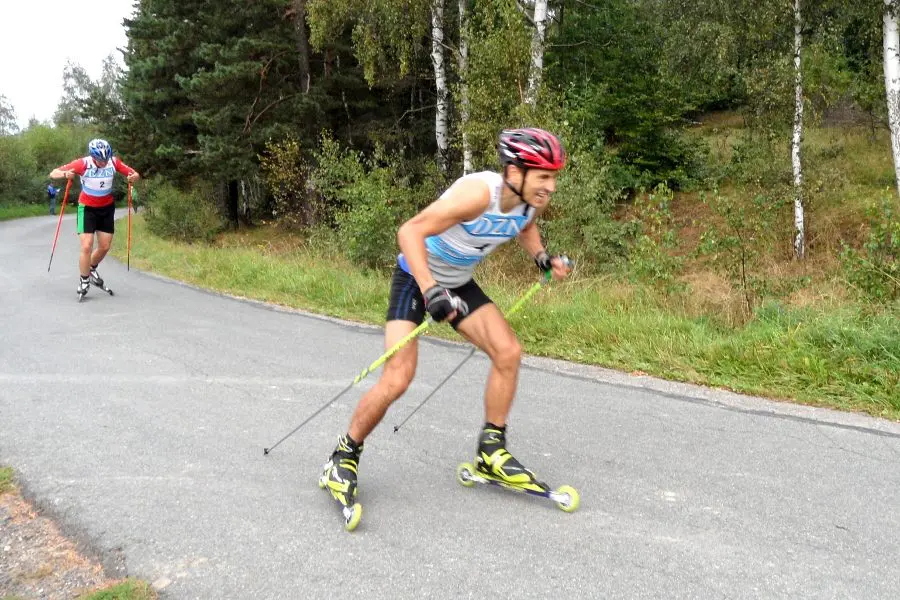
left=534, top=251, right=553, bottom=272
left=423, top=285, right=468, bottom=322
left=535, top=251, right=571, bottom=273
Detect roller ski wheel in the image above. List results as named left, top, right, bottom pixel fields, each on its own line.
left=342, top=503, right=363, bottom=532
left=90, top=271, right=114, bottom=296
left=318, top=469, right=363, bottom=532
left=95, top=283, right=114, bottom=296
left=456, top=462, right=477, bottom=487
left=455, top=461, right=580, bottom=513
left=554, top=484, right=580, bottom=513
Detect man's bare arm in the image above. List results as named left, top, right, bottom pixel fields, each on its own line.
left=397, top=178, right=490, bottom=292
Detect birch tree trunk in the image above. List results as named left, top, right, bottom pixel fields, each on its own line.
left=431, top=0, right=449, bottom=176
left=458, top=0, right=472, bottom=175
left=292, top=0, right=311, bottom=93
left=525, top=0, right=549, bottom=107
left=791, top=0, right=806, bottom=259
left=884, top=0, right=900, bottom=198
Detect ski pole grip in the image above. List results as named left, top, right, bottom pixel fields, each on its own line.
left=539, top=254, right=572, bottom=279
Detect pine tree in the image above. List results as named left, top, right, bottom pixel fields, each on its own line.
left=117, top=0, right=207, bottom=182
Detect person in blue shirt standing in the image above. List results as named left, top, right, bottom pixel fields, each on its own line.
left=47, top=184, right=59, bottom=215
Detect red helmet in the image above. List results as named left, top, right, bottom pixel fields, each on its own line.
left=498, top=128, right=566, bottom=171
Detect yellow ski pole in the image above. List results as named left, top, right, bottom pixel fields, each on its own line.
left=263, top=311, right=442, bottom=454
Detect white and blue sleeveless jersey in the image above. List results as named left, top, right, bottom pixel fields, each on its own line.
left=79, top=157, right=117, bottom=198
left=400, top=171, right=535, bottom=288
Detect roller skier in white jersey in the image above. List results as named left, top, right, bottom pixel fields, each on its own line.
left=319, top=128, right=573, bottom=528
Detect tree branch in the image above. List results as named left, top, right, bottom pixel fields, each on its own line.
left=394, top=103, right=437, bottom=128
left=515, top=0, right=535, bottom=26
left=243, top=51, right=292, bottom=135
left=244, top=93, right=305, bottom=135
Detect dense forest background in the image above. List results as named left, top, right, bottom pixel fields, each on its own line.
left=1, top=1, right=898, bottom=411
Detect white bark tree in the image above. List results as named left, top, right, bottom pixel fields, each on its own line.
left=457, top=0, right=473, bottom=174
left=431, top=0, right=450, bottom=175
left=0, top=95, right=18, bottom=135
left=525, top=0, right=549, bottom=107
left=791, top=0, right=806, bottom=259
left=292, top=0, right=311, bottom=93
left=884, top=0, right=900, bottom=198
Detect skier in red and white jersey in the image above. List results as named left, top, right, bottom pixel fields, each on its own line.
left=49, top=139, right=140, bottom=298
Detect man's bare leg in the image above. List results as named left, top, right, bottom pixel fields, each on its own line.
left=455, top=304, right=522, bottom=426
left=456, top=304, right=547, bottom=487
left=91, top=232, right=113, bottom=268
left=78, top=233, right=94, bottom=277
left=348, top=320, right=420, bottom=442
left=322, top=320, right=421, bottom=509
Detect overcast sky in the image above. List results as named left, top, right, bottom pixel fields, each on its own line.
left=1, top=1, right=135, bottom=128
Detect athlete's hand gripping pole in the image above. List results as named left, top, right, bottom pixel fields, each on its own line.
left=392, top=257, right=571, bottom=433
left=47, top=179, right=73, bottom=272
left=262, top=295, right=469, bottom=455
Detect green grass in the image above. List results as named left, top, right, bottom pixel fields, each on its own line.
left=111, top=218, right=900, bottom=420
left=113, top=220, right=387, bottom=324
left=0, top=466, right=15, bottom=494
left=0, top=203, right=52, bottom=221
left=78, top=580, right=157, bottom=600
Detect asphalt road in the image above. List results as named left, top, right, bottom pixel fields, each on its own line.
left=2, top=213, right=899, bottom=599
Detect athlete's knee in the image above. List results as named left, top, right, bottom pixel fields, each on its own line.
left=379, top=361, right=416, bottom=399
left=491, top=335, right=522, bottom=371
left=79, top=238, right=93, bottom=253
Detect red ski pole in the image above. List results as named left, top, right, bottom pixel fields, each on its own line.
left=127, top=182, right=133, bottom=271
left=47, top=179, right=73, bottom=272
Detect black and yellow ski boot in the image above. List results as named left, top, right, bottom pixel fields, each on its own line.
left=456, top=423, right=580, bottom=512
left=318, top=434, right=363, bottom=531
left=473, top=424, right=549, bottom=493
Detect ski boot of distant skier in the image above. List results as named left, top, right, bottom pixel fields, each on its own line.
left=89, top=266, right=114, bottom=296
left=77, top=276, right=90, bottom=301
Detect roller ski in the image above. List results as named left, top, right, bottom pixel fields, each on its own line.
left=89, top=268, right=114, bottom=297
left=456, top=425, right=579, bottom=512
left=317, top=434, right=363, bottom=532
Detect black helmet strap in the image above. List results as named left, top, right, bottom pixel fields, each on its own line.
left=502, top=164, right=530, bottom=202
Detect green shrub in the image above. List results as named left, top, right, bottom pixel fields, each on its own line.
left=0, top=136, right=38, bottom=204
left=310, top=134, right=427, bottom=269
left=259, top=138, right=326, bottom=227
left=0, top=124, right=94, bottom=205
left=542, top=147, right=632, bottom=271
left=143, top=178, right=221, bottom=243
left=696, top=190, right=783, bottom=317
left=726, top=133, right=791, bottom=189
left=628, top=183, right=684, bottom=290
left=841, top=197, right=900, bottom=302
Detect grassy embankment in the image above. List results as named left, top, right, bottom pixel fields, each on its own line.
left=110, top=117, right=899, bottom=419
left=0, top=204, right=51, bottom=221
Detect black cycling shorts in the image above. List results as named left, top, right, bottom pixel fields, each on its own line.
left=385, top=265, right=492, bottom=329
left=77, top=203, right=115, bottom=235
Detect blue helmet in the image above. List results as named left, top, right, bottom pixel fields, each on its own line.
left=88, top=139, right=112, bottom=162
